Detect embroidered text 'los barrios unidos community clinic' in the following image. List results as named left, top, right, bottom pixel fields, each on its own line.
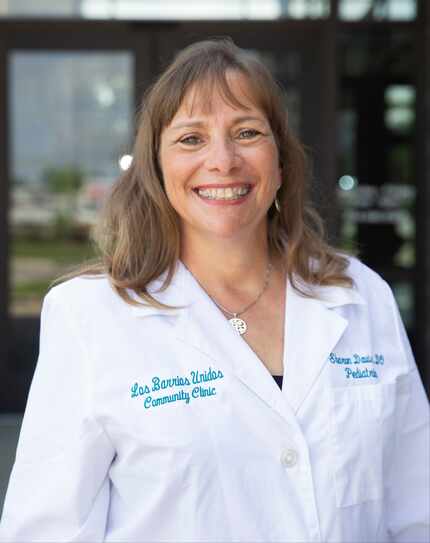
left=130, top=367, right=224, bottom=409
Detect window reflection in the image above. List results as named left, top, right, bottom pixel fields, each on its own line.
left=339, top=0, right=416, bottom=21
left=279, top=0, right=330, bottom=18
left=384, top=85, right=415, bottom=136
left=0, top=0, right=331, bottom=20
left=9, top=51, right=133, bottom=316
left=336, top=27, right=416, bottom=328
left=387, top=144, right=413, bottom=184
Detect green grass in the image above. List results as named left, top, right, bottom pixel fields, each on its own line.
left=11, top=238, right=100, bottom=301
left=12, top=280, right=52, bottom=300
left=11, top=238, right=97, bottom=264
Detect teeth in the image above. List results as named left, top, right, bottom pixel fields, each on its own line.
left=197, top=186, right=250, bottom=200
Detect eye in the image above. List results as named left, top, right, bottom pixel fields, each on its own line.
left=178, top=134, right=202, bottom=146
left=238, top=128, right=261, bottom=140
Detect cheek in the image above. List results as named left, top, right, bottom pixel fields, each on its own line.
left=161, top=160, right=195, bottom=213
left=160, top=154, right=180, bottom=194
left=163, top=177, right=182, bottom=211
left=254, top=147, right=281, bottom=190
left=159, top=164, right=177, bottom=209
left=161, top=152, right=195, bottom=190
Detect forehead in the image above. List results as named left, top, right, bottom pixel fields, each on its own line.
left=175, top=71, right=265, bottom=120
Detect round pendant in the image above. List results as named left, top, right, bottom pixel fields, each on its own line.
left=229, top=317, right=247, bottom=335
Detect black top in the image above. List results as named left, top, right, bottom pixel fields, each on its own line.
left=272, top=374, right=283, bottom=390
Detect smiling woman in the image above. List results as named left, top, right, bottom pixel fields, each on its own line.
left=0, top=38, right=428, bottom=543
left=80, top=37, right=354, bottom=311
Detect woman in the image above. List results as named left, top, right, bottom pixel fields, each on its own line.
left=0, top=38, right=428, bottom=542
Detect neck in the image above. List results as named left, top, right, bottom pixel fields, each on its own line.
left=180, top=230, right=275, bottom=293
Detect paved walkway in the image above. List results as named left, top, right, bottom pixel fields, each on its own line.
left=0, top=415, right=22, bottom=516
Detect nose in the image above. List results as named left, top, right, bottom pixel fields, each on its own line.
left=204, top=137, right=241, bottom=175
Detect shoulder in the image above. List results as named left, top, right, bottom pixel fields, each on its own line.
left=43, top=274, right=126, bottom=320
left=312, top=254, right=399, bottom=321
left=45, top=274, right=113, bottom=303
left=307, top=253, right=395, bottom=309
left=342, top=256, right=403, bottom=342
left=344, top=255, right=392, bottom=299
left=342, top=256, right=418, bottom=374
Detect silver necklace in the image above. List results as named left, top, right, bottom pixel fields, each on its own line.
left=210, top=262, right=273, bottom=335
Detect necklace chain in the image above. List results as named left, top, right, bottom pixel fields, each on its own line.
left=210, top=262, right=272, bottom=318
left=183, top=260, right=273, bottom=335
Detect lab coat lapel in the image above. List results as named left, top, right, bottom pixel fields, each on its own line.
left=282, top=277, right=365, bottom=414
left=130, top=263, right=277, bottom=412
left=175, top=266, right=366, bottom=419
left=177, top=263, right=283, bottom=413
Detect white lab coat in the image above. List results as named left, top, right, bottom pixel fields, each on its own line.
left=0, top=256, right=429, bottom=542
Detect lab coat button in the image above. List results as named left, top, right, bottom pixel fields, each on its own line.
left=280, top=448, right=298, bottom=468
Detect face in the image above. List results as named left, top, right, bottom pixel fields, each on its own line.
left=158, top=71, right=282, bottom=248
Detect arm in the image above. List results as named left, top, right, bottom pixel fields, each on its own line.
left=385, top=286, right=430, bottom=543
left=0, top=287, right=115, bottom=542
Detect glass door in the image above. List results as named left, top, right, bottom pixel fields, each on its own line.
left=9, top=51, right=134, bottom=317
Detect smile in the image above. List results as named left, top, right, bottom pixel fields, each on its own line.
left=193, top=185, right=252, bottom=201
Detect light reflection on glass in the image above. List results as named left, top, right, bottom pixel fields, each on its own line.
left=9, top=51, right=133, bottom=316
left=339, top=0, right=416, bottom=21
left=384, top=85, right=415, bottom=135
left=119, top=154, right=133, bottom=170
left=338, top=175, right=357, bottom=191
left=0, top=0, right=332, bottom=20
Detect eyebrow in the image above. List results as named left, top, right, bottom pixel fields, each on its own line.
left=169, top=115, right=267, bottom=131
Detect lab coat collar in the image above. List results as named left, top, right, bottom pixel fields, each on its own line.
left=129, top=261, right=366, bottom=417
left=128, top=263, right=186, bottom=317
left=310, top=281, right=366, bottom=308
left=281, top=277, right=365, bottom=415
left=128, top=260, right=366, bottom=313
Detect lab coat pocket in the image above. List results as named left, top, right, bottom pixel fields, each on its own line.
left=330, top=382, right=399, bottom=508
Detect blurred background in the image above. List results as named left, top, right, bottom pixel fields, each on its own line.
left=0, top=0, right=429, bottom=509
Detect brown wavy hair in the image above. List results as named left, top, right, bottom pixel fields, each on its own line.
left=64, top=37, right=352, bottom=307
